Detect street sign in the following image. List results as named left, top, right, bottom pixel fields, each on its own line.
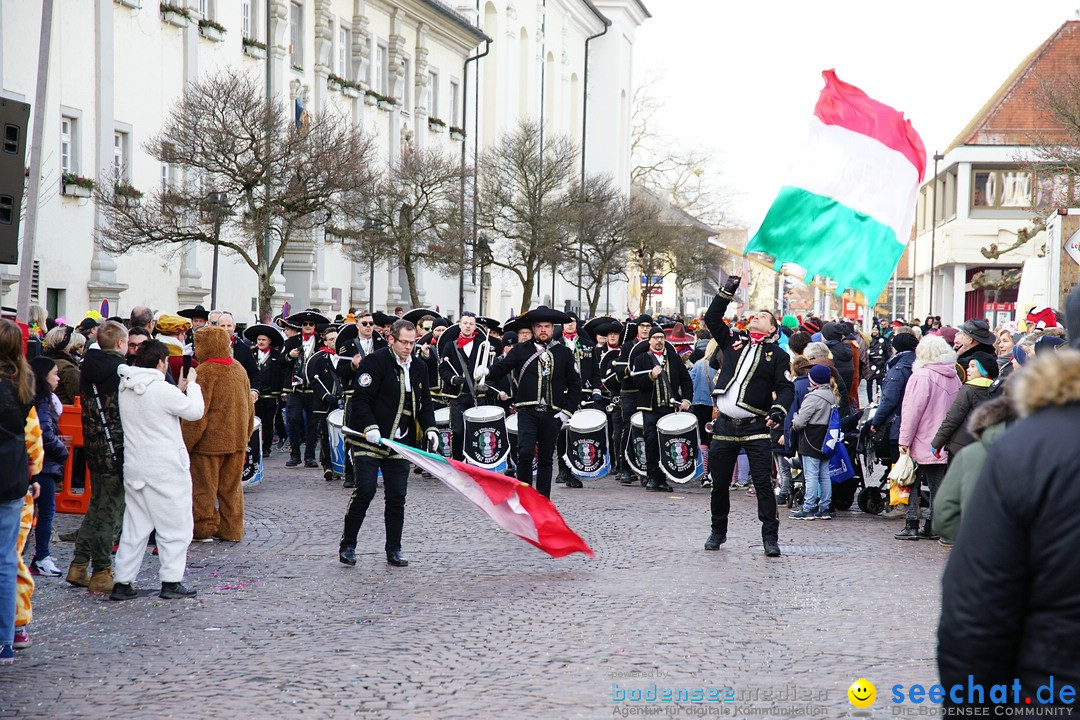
left=1064, top=228, right=1080, bottom=265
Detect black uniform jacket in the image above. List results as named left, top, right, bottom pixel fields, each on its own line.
left=487, top=340, right=582, bottom=415
left=596, top=344, right=624, bottom=397
left=250, top=346, right=283, bottom=398
left=703, top=290, right=794, bottom=419
left=305, top=348, right=342, bottom=409
left=279, top=334, right=320, bottom=392
left=437, top=327, right=491, bottom=400
left=630, top=344, right=694, bottom=411
left=347, top=347, right=437, bottom=458
left=554, top=330, right=599, bottom=391
left=335, top=332, right=388, bottom=392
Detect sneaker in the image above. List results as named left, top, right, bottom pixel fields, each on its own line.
left=815, top=511, right=833, bottom=520
left=0, top=644, right=13, bottom=665
left=285, top=457, right=301, bottom=467
left=109, top=582, right=137, bottom=601
left=12, top=628, right=30, bottom=649
left=700, top=478, right=712, bottom=488
left=159, top=581, right=197, bottom=599
left=746, top=486, right=756, bottom=497
left=789, top=510, right=817, bottom=520
left=30, top=556, right=62, bottom=577
left=304, top=459, right=319, bottom=468
left=938, top=538, right=954, bottom=547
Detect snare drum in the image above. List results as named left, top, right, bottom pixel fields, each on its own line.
left=563, top=408, right=609, bottom=479
left=656, top=411, right=703, bottom=483
left=435, top=406, right=452, bottom=459
left=625, top=411, right=647, bottom=477
left=242, top=416, right=264, bottom=489
left=462, top=405, right=509, bottom=471
left=326, top=409, right=346, bottom=475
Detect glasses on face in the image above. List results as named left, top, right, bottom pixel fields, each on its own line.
left=393, top=338, right=416, bottom=346
left=359, top=321, right=373, bottom=327
left=128, top=341, right=145, bottom=351
left=302, top=322, right=316, bottom=327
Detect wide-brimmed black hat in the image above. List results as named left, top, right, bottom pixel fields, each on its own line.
left=502, top=317, right=529, bottom=334
left=283, top=310, right=329, bottom=328
left=437, top=324, right=488, bottom=352
left=243, top=323, right=284, bottom=348
left=372, top=311, right=397, bottom=327
left=518, top=305, right=572, bottom=326
left=177, top=304, right=210, bottom=321
left=402, top=308, right=445, bottom=325
left=477, top=316, right=502, bottom=333
left=583, top=316, right=618, bottom=336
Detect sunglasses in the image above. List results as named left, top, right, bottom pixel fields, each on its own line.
left=359, top=321, right=373, bottom=326
left=302, top=322, right=316, bottom=327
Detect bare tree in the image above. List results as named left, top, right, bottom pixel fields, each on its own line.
left=671, top=232, right=724, bottom=313
left=96, top=69, right=378, bottom=318
left=626, top=195, right=681, bottom=314
left=556, top=174, right=631, bottom=316
left=475, top=119, right=575, bottom=312
left=330, top=147, right=465, bottom=308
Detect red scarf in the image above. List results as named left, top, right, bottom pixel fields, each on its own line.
left=748, top=331, right=770, bottom=345
left=608, top=342, right=620, bottom=350
left=563, top=331, right=577, bottom=342
left=456, top=333, right=475, bottom=349
left=650, top=349, right=664, bottom=359
left=204, top=357, right=234, bottom=366
left=301, top=332, right=315, bottom=342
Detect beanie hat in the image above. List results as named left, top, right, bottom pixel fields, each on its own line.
left=892, top=333, right=918, bottom=353
left=936, top=326, right=958, bottom=347
left=799, top=317, right=822, bottom=335
left=808, top=364, right=832, bottom=386
left=781, top=315, right=799, bottom=330
left=967, top=351, right=1000, bottom=380
left=1026, top=305, right=1058, bottom=330
left=1012, top=344, right=1029, bottom=366
left=1034, top=335, right=1066, bottom=356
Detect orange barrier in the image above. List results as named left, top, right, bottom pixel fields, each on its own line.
left=56, top=397, right=92, bottom=514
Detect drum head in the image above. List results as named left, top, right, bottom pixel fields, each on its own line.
left=252, top=416, right=262, bottom=431
left=464, top=405, right=506, bottom=423
left=435, top=407, right=451, bottom=426
left=327, top=409, right=344, bottom=427
left=568, top=408, right=606, bottom=433
left=630, top=411, right=644, bottom=429
left=656, top=412, right=695, bottom=434
left=505, top=413, right=518, bottom=433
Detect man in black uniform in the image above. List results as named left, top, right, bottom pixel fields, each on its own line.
left=703, top=276, right=793, bottom=557
left=553, top=313, right=598, bottom=488
left=614, top=315, right=654, bottom=485
left=279, top=310, right=329, bottom=468
left=308, top=325, right=342, bottom=482
left=484, top=306, right=581, bottom=498
left=438, top=313, right=491, bottom=461
left=334, top=312, right=388, bottom=486
left=243, top=323, right=284, bottom=457
left=338, top=319, right=438, bottom=568
left=631, top=327, right=693, bottom=492
left=594, top=321, right=626, bottom=475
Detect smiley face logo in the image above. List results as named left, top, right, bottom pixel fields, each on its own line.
left=848, top=678, right=876, bottom=708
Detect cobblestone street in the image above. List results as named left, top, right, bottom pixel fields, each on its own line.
left=4, top=458, right=947, bottom=720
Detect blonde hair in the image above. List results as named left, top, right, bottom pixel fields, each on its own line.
left=43, top=326, right=72, bottom=351
left=915, top=334, right=955, bottom=364
left=70, top=332, right=86, bottom=354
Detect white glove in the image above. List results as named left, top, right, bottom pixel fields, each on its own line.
left=474, top=365, right=490, bottom=382
left=426, top=430, right=440, bottom=453
left=476, top=382, right=489, bottom=393
left=365, top=428, right=382, bottom=445
left=679, top=400, right=691, bottom=412
left=557, top=411, right=571, bottom=427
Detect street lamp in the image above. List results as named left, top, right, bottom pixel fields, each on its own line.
left=362, top=217, right=384, bottom=311
left=476, top=232, right=492, bottom=316
left=928, top=151, right=945, bottom=318
left=203, top=191, right=234, bottom=309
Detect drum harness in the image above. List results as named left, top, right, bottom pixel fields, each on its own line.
left=519, top=342, right=555, bottom=411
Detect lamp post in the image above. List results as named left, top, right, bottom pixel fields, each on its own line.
left=928, top=151, right=944, bottom=318
left=204, top=191, right=234, bottom=309
left=476, top=232, right=491, bottom=316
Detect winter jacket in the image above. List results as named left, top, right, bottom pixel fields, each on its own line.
left=871, top=350, right=915, bottom=441
left=897, top=353, right=961, bottom=464
left=938, top=348, right=1080, bottom=706
left=866, top=336, right=889, bottom=379
left=791, top=383, right=836, bottom=460
left=689, top=357, right=715, bottom=406
left=821, top=323, right=855, bottom=407
left=0, top=377, right=33, bottom=502
left=34, top=393, right=68, bottom=477
left=79, top=348, right=126, bottom=476
left=932, top=396, right=1015, bottom=542
left=930, top=377, right=992, bottom=456
left=43, top=348, right=80, bottom=405
left=118, top=365, right=204, bottom=490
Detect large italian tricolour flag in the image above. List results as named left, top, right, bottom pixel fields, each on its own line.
left=746, top=70, right=926, bottom=302
left=381, top=439, right=594, bottom=558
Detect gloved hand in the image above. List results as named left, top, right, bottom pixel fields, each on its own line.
left=474, top=365, right=490, bottom=382
left=768, top=410, right=784, bottom=425
left=557, top=411, right=571, bottom=427
left=426, top=430, right=440, bottom=453
left=450, top=376, right=465, bottom=387
left=591, top=390, right=602, bottom=401
left=476, top=382, right=489, bottom=393
left=365, top=428, right=381, bottom=445
left=337, top=398, right=345, bottom=410
left=679, top=400, right=691, bottom=412
left=722, top=274, right=742, bottom=295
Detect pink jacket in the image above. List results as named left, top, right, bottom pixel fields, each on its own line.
left=898, top=357, right=961, bottom=465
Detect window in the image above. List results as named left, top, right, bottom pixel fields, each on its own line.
left=375, top=43, right=387, bottom=94
left=338, top=23, right=351, bottom=78
left=112, top=132, right=128, bottom=182
left=198, top=0, right=213, bottom=19
left=290, top=2, right=304, bottom=69
left=242, top=0, right=251, bottom=37
left=402, top=57, right=411, bottom=110
left=427, top=71, right=438, bottom=117
left=972, top=169, right=1033, bottom=209
left=60, top=116, right=76, bottom=174
left=161, top=142, right=178, bottom=192
left=449, top=81, right=460, bottom=125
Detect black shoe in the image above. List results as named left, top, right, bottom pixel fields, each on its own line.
left=618, top=473, right=634, bottom=485
left=339, top=546, right=356, bottom=566
left=895, top=520, right=920, bottom=540
left=413, top=467, right=423, bottom=475
left=263, top=447, right=272, bottom=457
left=918, top=519, right=939, bottom=540
left=109, top=582, right=137, bottom=601
left=704, top=533, right=726, bottom=551
left=565, top=476, right=583, bottom=488
left=286, top=457, right=301, bottom=467
left=647, top=482, right=673, bottom=493
left=386, top=550, right=409, bottom=567
left=764, top=541, right=781, bottom=558
left=159, top=581, right=197, bottom=599
left=555, top=471, right=569, bottom=484
left=304, top=459, right=319, bottom=468
left=343, top=477, right=355, bottom=489
left=776, top=493, right=789, bottom=506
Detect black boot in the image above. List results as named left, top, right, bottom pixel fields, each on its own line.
left=763, top=540, right=781, bottom=557
left=894, top=518, right=920, bottom=540
left=565, top=475, right=583, bottom=488
left=704, top=532, right=726, bottom=551
left=918, top=517, right=939, bottom=540
left=338, top=546, right=356, bottom=566
left=618, top=472, right=634, bottom=485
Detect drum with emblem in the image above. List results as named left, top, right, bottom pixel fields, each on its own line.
left=625, top=411, right=647, bottom=478
left=563, top=408, right=609, bottom=479
left=242, top=417, right=264, bottom=489
left=462, top=405, right=509, bottom=471
left=434, top=407, right=452, bottom=459
left=326, top=409, right=346, bottom=475
left=656, top=411, right=703, bottom=483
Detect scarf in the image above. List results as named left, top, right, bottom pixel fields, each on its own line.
left=302, top=331, right=315, bottom=342
left=748, top=331, right=770, bottom=346
left=563, top=331, right=577, bottom=343
left=204, top=357, right=234, bottom=366
left=456, top=333, right=475, bottom=350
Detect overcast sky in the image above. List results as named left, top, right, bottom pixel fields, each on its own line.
left=634, top=1, right=1080, bottom=234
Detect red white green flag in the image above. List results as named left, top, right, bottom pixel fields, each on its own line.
left=746, top=70, right=926, bottom=301
left=381, top=439, right=594, bottom=558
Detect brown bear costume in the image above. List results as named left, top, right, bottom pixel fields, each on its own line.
left=182, top=326, right=255, bottom=541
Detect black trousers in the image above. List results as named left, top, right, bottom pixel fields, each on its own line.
left=449, top=395, right=475, bottom=462
left=708, top=417, right=779, bottom=542
left=606, top=399, right=623, bottom=471
left=287, top=391, right=317, bottom=462
left=312, top=397, right=331, bottom=471
left=255, top=396, right=278, bottom=453
left=515, top=408, right=561, bottom=498
left=642, top=408, right=670, bottom=485
left=341, top=454, right=409, bottom=553
left=618, top=393, right=637, bottom=475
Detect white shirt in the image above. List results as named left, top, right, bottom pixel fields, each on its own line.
left=714, top=345, right=758, bottom=420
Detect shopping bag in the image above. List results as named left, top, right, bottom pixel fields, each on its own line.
left=828, top=442, right=856, bottom=483
left=889, top=480, right=910, bottom=506
left=821, top=407, right=842, bottom=458
left=888, top=451, right=916, bottom=487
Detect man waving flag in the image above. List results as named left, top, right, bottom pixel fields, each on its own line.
left=747, top=70, right=926, bottom=302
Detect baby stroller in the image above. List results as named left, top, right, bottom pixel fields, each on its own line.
left=853, top=405, right=929, bottom=515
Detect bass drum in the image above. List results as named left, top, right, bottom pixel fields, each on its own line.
left=563, top=408, right=609, bottom=479
left=242, top=416, right=264, bottom=489
left=326, top=409, right=346, bottom=475
left=656, top=411, right=702, bottom=484
left=462, top=405, right=509, bottom=471
left=625, top=411, right=647, bottom=478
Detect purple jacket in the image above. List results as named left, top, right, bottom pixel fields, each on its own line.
left=898, top=356, right=961, bottom=465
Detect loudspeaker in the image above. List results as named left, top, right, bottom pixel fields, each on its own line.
left=0, top=98, right=31, bottom=265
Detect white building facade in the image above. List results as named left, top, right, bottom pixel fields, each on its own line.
left=0, top=0, right=646, bottom=325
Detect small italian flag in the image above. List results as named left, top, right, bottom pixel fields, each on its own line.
left=381, top=439, right=594, bottom=558
left=747, top=70, right=926, bottom=302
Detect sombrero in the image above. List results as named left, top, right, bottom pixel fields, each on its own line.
left=243, top=323, right=285, bottom=348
